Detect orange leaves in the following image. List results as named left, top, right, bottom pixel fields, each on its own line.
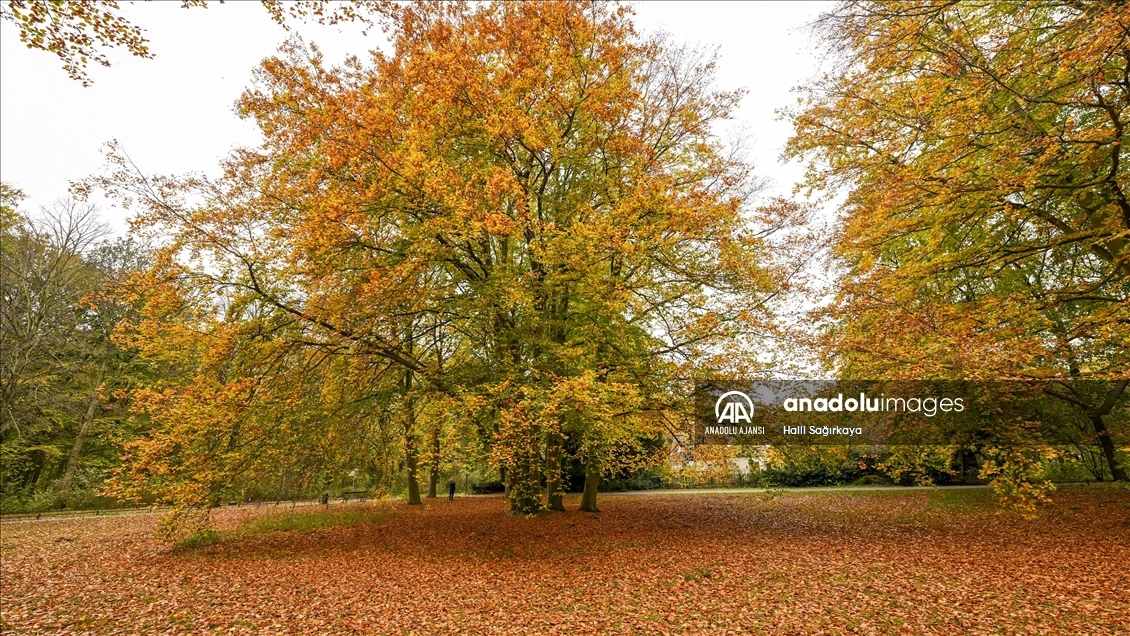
left=75, top=1, right=805, bottom=516
left=3, top=490, right=1129, bottom=634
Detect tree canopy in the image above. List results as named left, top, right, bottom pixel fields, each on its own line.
left=85, top=1, right=798, bottom=516
left=786, top=0, right=1130, bottom=494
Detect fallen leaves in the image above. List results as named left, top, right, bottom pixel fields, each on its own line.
left=1, top=488, right=1128, bottom=634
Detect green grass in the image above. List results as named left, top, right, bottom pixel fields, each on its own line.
left=175, top=505, right=391, bottom=551
left=922, top=487, right=997, bottom=512
left=175, top=528, right=223, bottom=550
left=785, top=484, right=997, bottom=511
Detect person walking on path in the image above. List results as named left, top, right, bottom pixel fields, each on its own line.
left=447, top=478, right=457, bottom=500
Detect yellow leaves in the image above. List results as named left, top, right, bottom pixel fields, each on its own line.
left=789, top=0, right=1130, bottom=389
left=81, top=0, right=800, bottom=515
left=978, top=445, right=1063, bottom=519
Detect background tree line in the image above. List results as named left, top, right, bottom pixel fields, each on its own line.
left=1, top=184, right=151, bottom=510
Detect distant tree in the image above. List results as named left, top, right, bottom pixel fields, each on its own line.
left=0, top=185, right=151, bottom=508
left=57, top=235, right=151, bottom=497
left=1, top=191, right=106, bottom=501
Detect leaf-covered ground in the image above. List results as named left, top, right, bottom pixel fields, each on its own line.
left=2, top=487, right=1128, bottom=635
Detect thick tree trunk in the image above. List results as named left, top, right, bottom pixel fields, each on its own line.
left=1091, top=380, right=1129, bottom=482
left=59, top=359, right=106, bottom=497
left=405, top=432, right=422, bottom=505
left=427, top=425, right=440, bottom=498
left=1092, top=415, right=1129, bottom=482
left=426, top=470, right=437, bottom=498
left=545, top=430, right=565, bottom=511
left=404, top=341, right=424, bottom=506
left=508, top=433, right=545, bottom=515
left=509, top=457, right=544, bottom=515
left=404, top=363, right=422, bottom=505
left=579, top=457, right=599, bottom=512
left=1048, top=379, right=1128, bottom=482
left=529, top=453, right=543, bottom=501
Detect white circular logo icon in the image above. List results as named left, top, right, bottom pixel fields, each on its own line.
left=715, top=390, right=754, bottom=424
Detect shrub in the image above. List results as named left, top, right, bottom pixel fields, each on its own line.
left=471, top=481, right=505, bottom=494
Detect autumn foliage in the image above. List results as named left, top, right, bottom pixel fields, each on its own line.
left=87, top=1, right=797, bottom=517
left=785, top=0, right=1130, bottom=492
left=4, top=2, right=1130, bottom=634
left=3, top=490, right=1129, bottom=634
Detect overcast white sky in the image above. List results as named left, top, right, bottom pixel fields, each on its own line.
left=1, top=1, right=832, bottom=235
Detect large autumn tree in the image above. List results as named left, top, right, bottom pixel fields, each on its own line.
left=94, top=1, right=793, bottom=517
left=787, top=0, right=1130, bottom=484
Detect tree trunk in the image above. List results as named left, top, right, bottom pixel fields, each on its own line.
left=579, top=456, right=599, bottom=512
left=1092, top=415, right=1128, bottom=482
left=427, top=425, right=440, bottom=498
left=545, top=430, right=565, bottom=511
left=23, top=453, right=44, bottom=489
left=59, top=359, right=106, bottom=497
left=501, top=465, right=510, bottom=496
left=1091, top=380, right=1129, bottom=482
left=404, top=365, right=422, bottom=505
left=404, top=404, right=422, bottom=505
left=509, top=453, right=544, bottom=515
left=508, top=429, right=545, bottom=515
left=405, top=437, right=422, bottom=505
